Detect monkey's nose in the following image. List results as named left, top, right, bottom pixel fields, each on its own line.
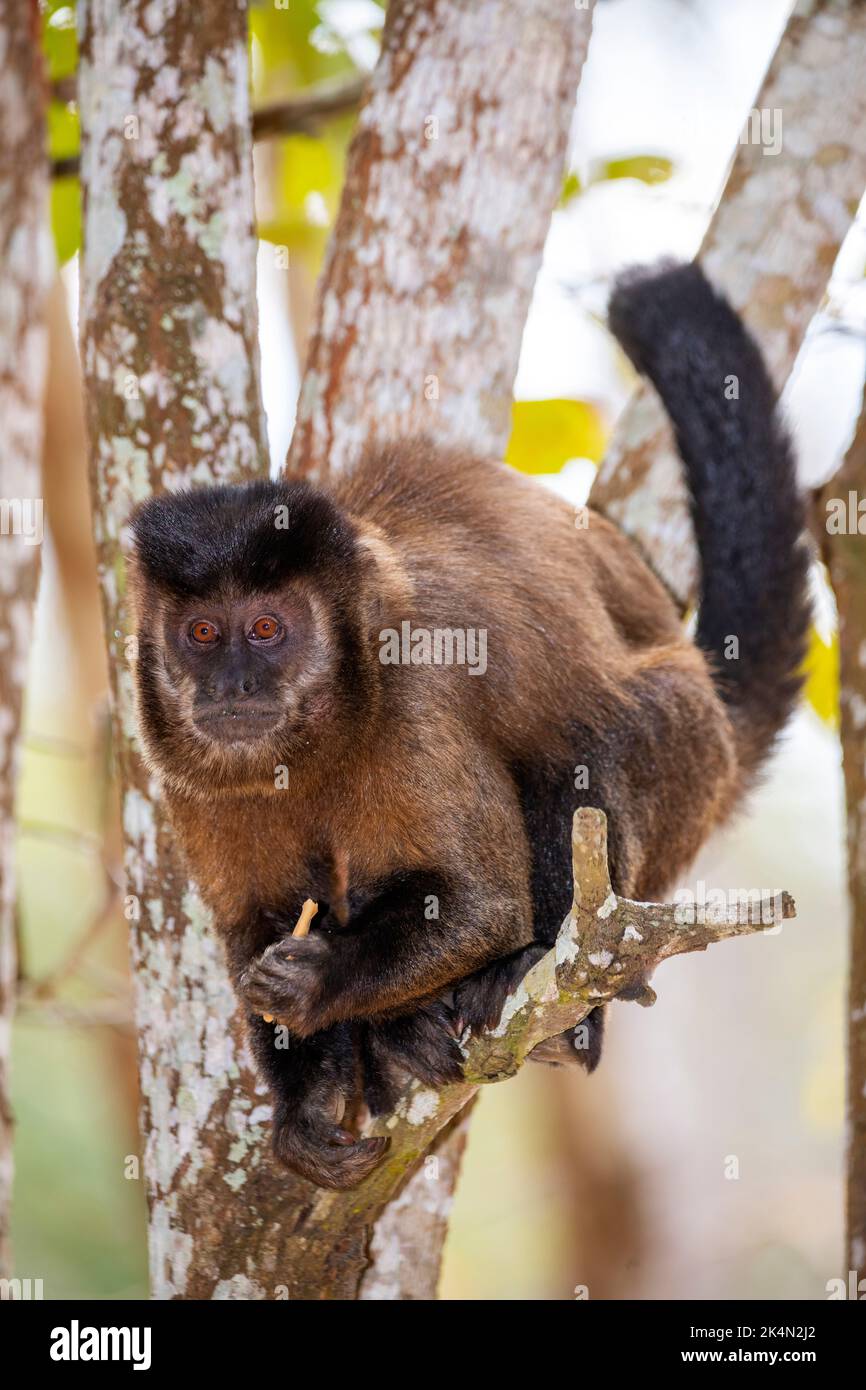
left=206, top=672, right=261, bottom=700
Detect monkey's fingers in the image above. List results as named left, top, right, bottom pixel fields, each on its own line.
left=241, top=928, right=328, bottom=1028
left=528, top=1008, right=606, bottom=1074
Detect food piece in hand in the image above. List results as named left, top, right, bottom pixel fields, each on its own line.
left=261, top=898, right=318, bottom=1022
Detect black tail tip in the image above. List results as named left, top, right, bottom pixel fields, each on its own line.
left=607, top=260, right=730, bottom=375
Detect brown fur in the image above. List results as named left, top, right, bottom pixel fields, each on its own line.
left=129, top=439, right=741, bottom=1186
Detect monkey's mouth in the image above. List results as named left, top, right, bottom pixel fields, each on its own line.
left=192, top=704, right=282, bottom=744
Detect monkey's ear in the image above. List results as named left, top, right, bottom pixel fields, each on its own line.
left=124, top=492, right=174, bottom=596
left=355, top=526, right=415, bottom=614
left=122, top=521, right=165, bottom=632
left=122, top=542, right=148, bottom=629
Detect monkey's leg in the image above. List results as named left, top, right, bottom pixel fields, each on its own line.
left=452, top=943, right=549, bottom=1032
left=359, top=999, right=465, bottom=1115
left=527, top=1008, right=606, bottom=1071
left=451, top=944, right=606, bottom=1071
left=246, top=1015, right=388, bottom=1189
left=450, top=722, right=628, bottom=1058
left=459, top=655, right=738, bottom=1069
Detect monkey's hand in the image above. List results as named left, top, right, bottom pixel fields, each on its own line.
left=239, top=931, right=336, bottom=1037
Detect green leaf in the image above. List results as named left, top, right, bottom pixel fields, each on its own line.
left=506, top=399, right=607, bottom=475
left=592, top=154, right=674, bottom=187
left=250, top=1, right=354, bottom=91
left=257, top=132, right=343, bottom=270
left=47, top=99, right=79, bottom=161
left=43, top=2, right=78, bottom=82
left=558, top=172, right=582, bottom=208
left=47, top=101, right=81, bottom=264
left=51, top=177, right=81, bottom=266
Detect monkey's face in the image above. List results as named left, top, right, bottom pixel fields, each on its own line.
left=128, top=478, right=371, bottom=796
left=165, top=590, right=314, bottom=746
left=133, top=579, right=349, bottom=794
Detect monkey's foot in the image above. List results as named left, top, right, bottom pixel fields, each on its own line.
left=453, top=944, right=549, bottom=1035
left=272, top=1106, right=389, bottom=1190
left=361, top=1001, right=464, bottom=1114
left=528, top=1007, right=605, bottom=1073
left=239, top=932, right=335, bottom=1037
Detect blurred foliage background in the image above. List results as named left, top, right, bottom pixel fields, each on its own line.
left=12, top=0, right=860, bottom=1298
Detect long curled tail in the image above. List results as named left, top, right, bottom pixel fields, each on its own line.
left=607, top=261, right=811, bottom=784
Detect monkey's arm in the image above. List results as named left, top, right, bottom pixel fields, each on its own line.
left=237, top=867, right=531, bottom=1037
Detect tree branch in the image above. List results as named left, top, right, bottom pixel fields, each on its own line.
left=263, top=808, right=795, bottom=1297
left=252, top=75, right=367, bottom=141
left=390, top=807, right=791, bottom=1118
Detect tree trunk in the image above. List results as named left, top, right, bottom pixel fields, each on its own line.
left=287, top=0, right=596, bottom=481
left=79, top=0, right=597, bottom=1299
left=821, top=385, right=866, bottom=1282
left=357, top=1104, right=476, bottom=1300
left=587, top=0, right=866, bottom=1290
left=591, top=0, right=866, bottom=605
left=0, top=0, right=51, bottom=1277
left=78, top=0, right=270, bottom=1300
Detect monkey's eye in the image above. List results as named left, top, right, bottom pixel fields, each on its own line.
left=249, top=615, right=282, bottom=642
left=189, top=620, right=220, bottom=644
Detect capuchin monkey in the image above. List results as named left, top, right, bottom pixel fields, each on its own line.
left=128, top=263, right=810, bottom=1189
